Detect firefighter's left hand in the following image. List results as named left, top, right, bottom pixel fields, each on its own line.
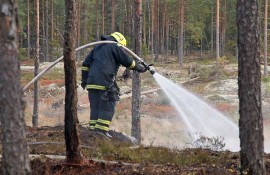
left=81, top=81, right=87, bottom=90
left=135, top=63, right=147, bottom=73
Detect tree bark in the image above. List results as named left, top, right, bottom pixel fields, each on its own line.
left=27, top=0, right=30, bottom=59
left=96, top=0, right=100, bottom=40
left=151, top=0, right=154, bottom=60
left=216, top=0, right=220, bottom=59
left=45, top=0, right=49, bottom=61
left=64, top=0, right=84, bottom=164
left=51, top=0, right=54, bottom=60
left=153, top=0, right=159, bottom=61
left=132, top=0, right=142, bottom=144
left=178, top=0, right=184, bottom=66
left=0, top=1, right=31, bottom=174
left=102, top=0, right=104, bottom=34
left=42, top=0, right=45, bottom=62
left=220, top=0, right=226, bottom=57
left=237, top=0, right=265, bottom=174
left=111, top=0, right=115, bottom=33
left=77, top=0, right=81, bottom=60
left=264, top=0, right=268, bottom=77
left=33, top=0, right=40, bottom=127
left=211, top=3, right=214, bottom=57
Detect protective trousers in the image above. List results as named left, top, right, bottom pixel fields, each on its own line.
left=88, top=89, right=116, bottom=132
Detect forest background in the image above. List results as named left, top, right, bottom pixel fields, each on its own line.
left=5, top=0, right=268, bottom=174
left=17, top=0, right=239, bottom=64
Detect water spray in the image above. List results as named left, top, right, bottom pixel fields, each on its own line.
left=23, top=41, right=155, bottom=91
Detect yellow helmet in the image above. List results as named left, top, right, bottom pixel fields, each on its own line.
left=111, top=32, right=127, bottom=46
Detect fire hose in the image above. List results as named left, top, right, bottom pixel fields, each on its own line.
left=23, top=41, right=155, bottom=91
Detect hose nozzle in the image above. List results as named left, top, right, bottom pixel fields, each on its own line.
left=141, top=62, right=155, bottom=75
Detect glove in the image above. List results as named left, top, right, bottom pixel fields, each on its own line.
left=134, top=62, right=147, bottom=73
left=81, top=81, right=87, bottom=90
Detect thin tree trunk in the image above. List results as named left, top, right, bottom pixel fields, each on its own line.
left=211, top=3, right=214, bottom=57
left=154, top=0, right=159, bottom=61
left=143, top=1, right=146, bottom=46
left=96, top=0, right=100, bottom=40
left=104, top=0, right=108, bottom=33
left=216, top=0, right=220, bottom=60
left=50, top=0, right=54, bottom=60
left=122, top=1, right=125, bottom=34
left=102, top=0, right=104, bottom=34
left=161, top=1, right=165, bottom=63
left=148, top=0, right=151, bottom=57
left=27, top=0, right=30, bottom=59
left=264, top=0, right=268, bottom=77
left=42, top=0, right=45, bottom=62
left=220, top=0, right=226, bottom=57
left=45, top=0, right=49, bottom=61
left=122, top=0, right=132, bottom=80
left=77, top=0, right=81, bottom=60
left=83, top=1, right=87, bottom=57
left=178, top=0, right=184, bottom=66
left=237, top=0, right=265, bottom=174
left=111, top=0, right=115, bottom=32
left=0, top=0, right=31, bottom=174
left=64, top=0, right=84, bottom=164
left=166, top=16, right=169, bottom=62
left=132, top=0, right=142, bottom=144
left=33, top=0, right=40, bottom=127
left=151, top=0, right=154, bottom=61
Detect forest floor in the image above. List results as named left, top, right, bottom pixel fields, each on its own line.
left=14, top=56, right=270, bottom=174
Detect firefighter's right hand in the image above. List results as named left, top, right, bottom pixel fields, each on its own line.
left=81, top=81, right=87, bottom=90
left=135, top=63, right=147, bottom=73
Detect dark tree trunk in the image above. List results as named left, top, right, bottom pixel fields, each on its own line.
left=63, top=0, right=84, bottom=164
left=33, top=0, right=40, bottom=127
left=0, top=1, right=31, bottom=174
left=237, top=0, right=265, bottom=174
left=132, top=0, right=142, bottom=144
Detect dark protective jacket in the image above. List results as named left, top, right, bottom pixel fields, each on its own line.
left=81, top=36, right=136, bottom=90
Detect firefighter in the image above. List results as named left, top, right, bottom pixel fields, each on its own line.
left=81, top=32, right=147, bottom=138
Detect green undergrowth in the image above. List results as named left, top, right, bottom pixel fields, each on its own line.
left=27, top=138, right=238, bottom=167
left=82, top=140, right=237, bottom=166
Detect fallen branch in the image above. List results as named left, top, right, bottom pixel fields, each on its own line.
left=28, top=142, right=92, bottom=149
left=20, top=154, right=141, bottom=167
